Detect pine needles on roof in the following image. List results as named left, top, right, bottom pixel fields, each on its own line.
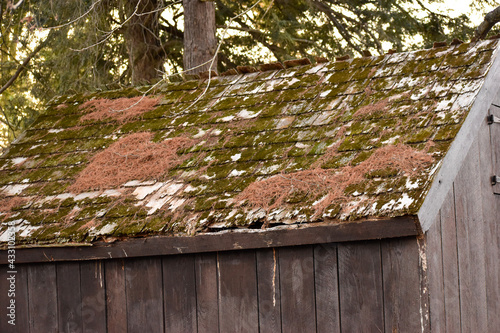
left=69, top=132, right=195, bottom=193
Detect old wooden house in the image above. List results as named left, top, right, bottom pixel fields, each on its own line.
left=1, top=38, right=499, bottom=332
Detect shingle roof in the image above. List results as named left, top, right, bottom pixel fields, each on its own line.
left=1, top=39, right=498, bottom=247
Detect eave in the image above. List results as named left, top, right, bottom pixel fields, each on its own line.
left=0, top=215, right=418, bottom=264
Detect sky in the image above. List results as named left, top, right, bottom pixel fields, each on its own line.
left=440, top=0, right=494, bottom=24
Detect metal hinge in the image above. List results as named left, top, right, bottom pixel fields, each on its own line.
left=492, top=175, right=500, bottom=186
left=487, top=114, right=500, bottom=124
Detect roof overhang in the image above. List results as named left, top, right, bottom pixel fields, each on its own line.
left=0, top=216, right=418, bottom=264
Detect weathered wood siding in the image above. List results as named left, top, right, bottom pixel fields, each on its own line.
left=426, top=116, right=500, bottom=332
left=0, top=237, right=427, bottom=333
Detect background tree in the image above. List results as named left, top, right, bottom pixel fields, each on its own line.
left=183, top=0, right=217, bottom=75
left=1, top=0, right=499, bottom=150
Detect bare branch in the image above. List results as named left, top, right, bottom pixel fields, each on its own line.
left=43, top=0, right=103, bottom=30
left=70, top=0, right=142, bottom=52
left=474, top=5, right=500, bottom=41
left=0, top=31, right=53, bottom=95
left=7, top=0, right=24, bottom=11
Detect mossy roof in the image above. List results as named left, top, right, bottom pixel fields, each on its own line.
left=1, top=39, right=498, bottom=247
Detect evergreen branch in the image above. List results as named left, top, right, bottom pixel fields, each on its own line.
left=414, top=0, right=448, bottom=18
left=43, top=0, right=103, bottom=30
left=234, top=17, right=288, bottom=60
left=0, top=31, right=53, bottom=96
left=215, top=1, right=288, bottom=60
left=135, top=0, right=182, bottom=16
left=327, top=9, right=384, bottom=54
left=70, top=0, right=142, bottom=52
left=70, top=0, right=182, bottom=53
left=216, top=24, right=262, bottom=35
left=391, top=2, right=422, bottom=28
left=0, top=105, right=17, bottom=139
left=309, top=0, right=362, bottom=55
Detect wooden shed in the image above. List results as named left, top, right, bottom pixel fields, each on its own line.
left=1, top=38, right=499, bottom=332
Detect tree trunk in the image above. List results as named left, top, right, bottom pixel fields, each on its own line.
left=183, top=0, right=218, bottom=75
left=124, top=0, right=165, bottom=85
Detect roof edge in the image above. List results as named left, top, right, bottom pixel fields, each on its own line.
left=418, top=41, right=500, bottom=231
left=0, top=216, right=418, bottom=264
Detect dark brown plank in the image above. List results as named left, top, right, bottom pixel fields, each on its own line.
left=56, top=262, right=82, bottom=333
left=12, top=264, right=30, bottom=333
left=0, top=264, right=28, bottom=333
left=256, top=248, right=281, bottom=333
left=454, top=139, right=488, bottom=332
left=479, top=113, right=500, bottom=329
left=0, top=265, right=8, bottom=332
left=195, top=252, right=219, bottom=332
left=80, top=261, right=106, bottom=333
left=314, top=243, right=340, bottom=333
left=279, top=245, right=316, bottom=333
left=105, top=259, right=127, bottom=333
left=218, top=250, right=259, bottom=333
left=6, top=217, right=418, bottom=264
left=28, top=263, right=58, bottom=332
left=440, top=187, right=461, bottom=332
left=163, top=254, right=197, bottom=332
left=125, top=257, right=164, bottom=332
left=381, top=237, right=427, bottom=332
left=338, top=240, right=384, bottom=333
left=425, top=209, right=446, bottom=332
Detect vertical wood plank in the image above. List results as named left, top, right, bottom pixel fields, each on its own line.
left=488, top=193, right=500, bottom=329
left=13, top=264, right=30, bottom=333
left=381, top=237, right=427, bottom=332
left=0, top=264, right=30, bottom=333
left=426, top=210, right=446, bottom=332
left=440, top=186, right=461, bottom=332
left=338, top=240, right=384, bottom=333
left=218, top=250, right=259, bottom=333
left=28, top=263, right=58, bottom=332
left=256, top=248, right=281, bottom=333
left=454, top=139, right=488, bottom=332
left=279, top=245, right=316, bottom=333
left=314, top=243, right=340, bottom=333
left=195, top=252, right=219, bottom=332
left=105, top=259, right=127, bottom=333
left=480, top=113, right=500, bottom=329
left=0, top=264, right=8, bottom=332
left=125, top=257, right=164, bottom=333
left=80, top=261, right=106, bottom=333
left=57, top=262, right=82, bottom=333
left=163, top=254, right=197, bottom=333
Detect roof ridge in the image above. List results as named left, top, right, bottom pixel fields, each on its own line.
left=44, top=37, right=500, bottom=107
left=182, top=37, right=500, bottom=82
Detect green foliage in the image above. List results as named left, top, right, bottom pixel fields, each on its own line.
left=0, top=0, right=497, bottom=150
